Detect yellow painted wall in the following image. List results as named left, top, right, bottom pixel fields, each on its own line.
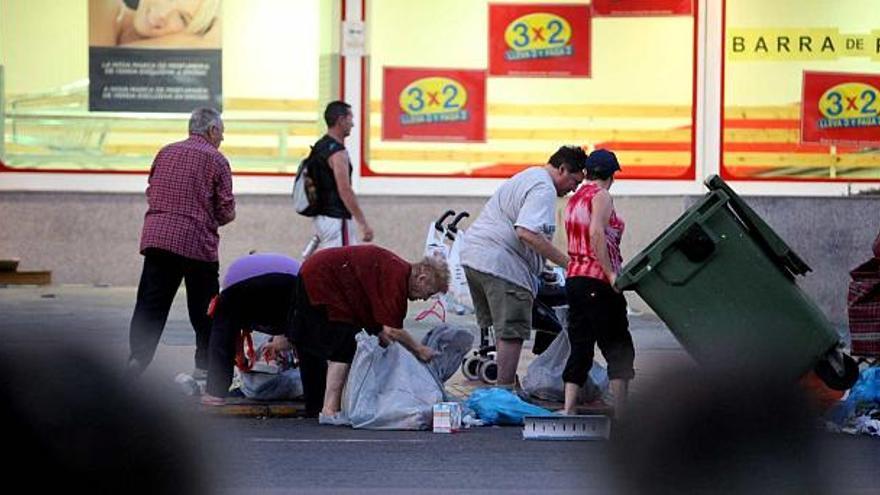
left=223, top=0, right=319, bottom=99
left=0, top=0, right=88, bottom=94
left=0, top=0, right=321, bottom=99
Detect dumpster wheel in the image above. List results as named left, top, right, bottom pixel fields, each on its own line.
left=814, top=351, right=859, bottom=391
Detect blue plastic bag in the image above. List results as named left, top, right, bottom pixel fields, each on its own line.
left=847, top=367, right=880, bottom=405
left=466, top=387, right=555, bottom=425
left=828, top=367, right=880, bottom=424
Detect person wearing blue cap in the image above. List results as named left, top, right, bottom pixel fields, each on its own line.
left=561, top=148, right=634, bottom=415
left=460, top=146, right=587, bottom=389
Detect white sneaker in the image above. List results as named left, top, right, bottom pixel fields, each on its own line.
left=318, top=411, right=350, bottom=426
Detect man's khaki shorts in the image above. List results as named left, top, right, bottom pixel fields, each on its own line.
left=464, top=266, right=533, bottom=341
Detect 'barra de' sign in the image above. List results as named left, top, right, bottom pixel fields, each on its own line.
left=728, top=28, right=880, bottom=62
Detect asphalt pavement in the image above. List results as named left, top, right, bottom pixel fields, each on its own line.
left=1, top=285, right=878, bottom=494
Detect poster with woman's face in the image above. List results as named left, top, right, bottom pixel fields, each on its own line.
left=88, top=0, right=223, bottom=112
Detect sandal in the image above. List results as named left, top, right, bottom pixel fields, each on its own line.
left=200, top=394, right=226, bottom=407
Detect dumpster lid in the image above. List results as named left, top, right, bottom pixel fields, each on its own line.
left=704, top=175, right=811, bottom=276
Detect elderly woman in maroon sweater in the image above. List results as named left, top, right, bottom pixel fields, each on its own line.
left=293, top=245, right=449, bottom=423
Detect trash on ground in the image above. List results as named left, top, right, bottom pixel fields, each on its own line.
left=236, top=333, right=303, bottom=401
left=343, top=332, right=445, bottom=430
left=522, top=414, right=611, bottom=441
left=433, top=402, right=463, bottom=433
left=826, top=367, right=880, bottom=436
left=466, top=387, right=555, bottom=426
left=421, top=324, right=475, bottom=382
left=175, top=372, right=201, bottom=396
left=521, top=328, right=609, bottom=403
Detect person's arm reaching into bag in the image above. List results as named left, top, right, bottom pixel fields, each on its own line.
left=263, top=335, right=292, bottom=360
left=516, top=227, right=569, bottom=268
left=379, top=326, right=435, bottom=362
left=329, top=150, right=373, bottom=242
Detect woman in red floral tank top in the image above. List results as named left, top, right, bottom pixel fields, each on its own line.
left=561, top=149, right=634, bottom=415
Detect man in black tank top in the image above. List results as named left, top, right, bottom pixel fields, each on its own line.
left=302, top=101, right=373, bottom=257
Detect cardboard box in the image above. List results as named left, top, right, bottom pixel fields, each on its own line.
left=433, top=402, right=462, bottom=433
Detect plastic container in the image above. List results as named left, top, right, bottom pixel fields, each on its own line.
left=615, top=175, right=841, bottom=383
left=433, top=402, right=463, bottom=433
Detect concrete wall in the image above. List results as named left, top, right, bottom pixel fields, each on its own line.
left=1, top=191, right=877, bottom=324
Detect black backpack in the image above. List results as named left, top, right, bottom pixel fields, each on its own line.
left=292, top=147, right=320, bottom=217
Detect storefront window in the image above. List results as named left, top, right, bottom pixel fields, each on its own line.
left=0, top=0, right=323, bottom=174
left=365, top=0, right=697, bottom=180
left=722, top=0, right=880, bottom=181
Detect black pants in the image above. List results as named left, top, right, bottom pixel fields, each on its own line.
left=205, top=273, right=298, bottom=397
left=128, top=249, right=218, bottom=373
left=562, top=276, right=635, bottom=385
left=292, top=277, right=363, bottom=417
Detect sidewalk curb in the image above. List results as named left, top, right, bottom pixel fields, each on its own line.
left=200, top=399, right=308, bottom=418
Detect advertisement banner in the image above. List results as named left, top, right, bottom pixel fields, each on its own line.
left=88, top=0, right=222, bottom=112
left=488, top=4, right=591, bottom=77
left=382, top=67, right=487, bottom=142
left=592, top=0, right=693, bottom=17
left=801, top=71, right=880, bottom=146
left=728, top=29, right=880, bottom=62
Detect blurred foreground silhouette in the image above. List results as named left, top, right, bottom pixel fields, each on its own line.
left=611, top=364, right=828, bottom=495
left=0, top=344, right=209, bottom=494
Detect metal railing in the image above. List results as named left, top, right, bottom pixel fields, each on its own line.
left=2, top=77, right=319, bottom=174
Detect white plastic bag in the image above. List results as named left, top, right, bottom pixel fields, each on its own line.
left=421, top=324, right=475, bottom=383
left=423, top=222, right=449, bottom=260
left=342, top=333, right=445, bottom=430
left=521, top=329, right=609, bottom=403
left=446, top=232, right=473, bottom=315
left=240, top=369, right=304, bottom=401
left=237, top=333, right=303, bottom=401
left=421, top=222, right=473, bottom=317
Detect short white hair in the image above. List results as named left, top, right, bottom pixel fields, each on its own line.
left=413, top=256, right=450, bottom=294
left=188, top=107, right=222, bottom=134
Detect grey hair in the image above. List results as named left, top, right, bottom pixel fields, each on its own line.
left=188, top=107, right=222, bottom=135
left=414, top=255, right=450, bottom=294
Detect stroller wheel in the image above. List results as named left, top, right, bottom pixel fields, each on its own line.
left=814, top=351, right=859, bottom=391
left=479, top=359, right=498, bottom=384
left=461, top=355, right=482, bottom=381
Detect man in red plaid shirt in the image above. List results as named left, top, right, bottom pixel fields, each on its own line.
left=127, top=107, right=236, bottom=378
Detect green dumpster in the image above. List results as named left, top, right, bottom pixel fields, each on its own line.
left=615, top=175, right=847, bottom=384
